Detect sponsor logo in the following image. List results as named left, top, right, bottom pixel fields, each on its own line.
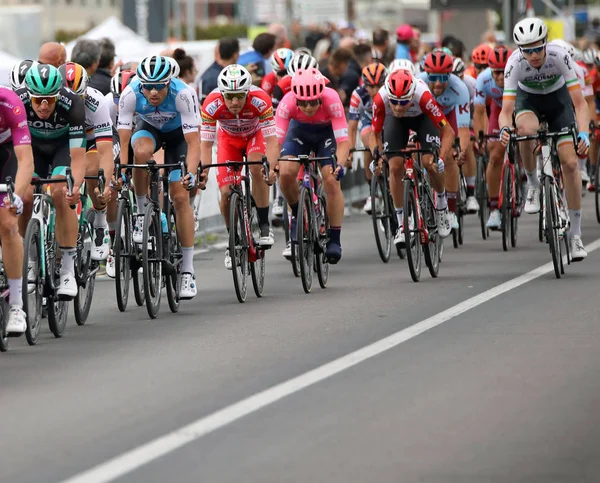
left=206, top=98, right=222, bottom=116
left=564, top=54, right=571, bottom=70
left=293, top=137, right=304, bottom=145
left=329, top=102, right=344, bottom=117
left=179, top=92, right=191, bottom=112
left=505, top=65, right=513, bottom=79
left=425, top=133, right=440, bottom=145
left=324, top=138, right=333, bottom=148
left=182, top=123, right=197, bottom=131
left=58, top=94, right=72, bottom=107
left=0, top=102, right=13, bottom=110
left=17, top=120, right=27, bottom=128
left=491, top=87, right=501, bottom=94
left=29, top=120, right=67, bottom=129
left=476, top=89, right=484, bottom=98
left=425, top=98, right=442, bottom=118
left=19, top=134, right=31, bottom=143
left=250, top=96, right=267, bottom=111
left=458, top=103, right=469, bottom=115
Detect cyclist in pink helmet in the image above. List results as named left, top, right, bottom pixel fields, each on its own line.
left=291, top=68, right=326, bottom=106
left=396, top=24, right=414, bottom=61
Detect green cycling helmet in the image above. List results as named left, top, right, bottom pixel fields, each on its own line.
left=25, top=63, right=63, bottom=96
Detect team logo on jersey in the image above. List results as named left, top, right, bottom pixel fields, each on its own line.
left=13, top=106, right=21, bottom=115
left=425, top=98, right=442, bottom=118
left=458, top=103, right=469, bottom=115
left=505, top=65, right=513, bottom=79
left=206, top=98, right=222, bottom=116
left=564, top=54, right=571, bottom=70
left=250, top=96, right=267, bottom=111
left=492, top=88, right=501, bottom=94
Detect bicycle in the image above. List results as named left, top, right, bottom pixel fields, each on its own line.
left=386, top=147, right=442, bottom=282
left=200, top=155, right=270, bottom=302
left=0, top=178, right=16, bottom=351
left=499, top=134, right=526, bottom=252
left=278, top=155, right=331, bottom=294
left=509, top=124, right=576, bottom=278
left=476, top=131, right=495, bottom=240
left=452, top=138, right=466, bottom=249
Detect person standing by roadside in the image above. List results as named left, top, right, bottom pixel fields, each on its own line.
left=197, top=37, right=240, bottom=103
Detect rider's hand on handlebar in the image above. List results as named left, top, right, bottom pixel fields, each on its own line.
left=499, top=127, right=512, bottom=147
left=94, top=184, right=111, bottom=205
left=197, top=170, right=209, bottom=191
left=63, top=185, right=81, bottom=206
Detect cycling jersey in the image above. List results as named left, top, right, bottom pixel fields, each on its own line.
left=503, top=43, right=579, bottom=100
left=349, top=85, right=373, bottom=125
left=272, top=75, right=293, bottom=111
left=474, top=68, right=504, bottom=107
left=117, top=77, right=199, bottom=135
left=574, top=62, right=594, bottom=98
left=84, top=86, right=113, bottom=143
left=0, top=86, right=31, bottom=146
left=465, top=65, right=477, bottom=79
left=260, top=71, right=278, bottom=96
left=416, top=73, right=470, bottom=129
left=462, top=75, right=477, bottom=101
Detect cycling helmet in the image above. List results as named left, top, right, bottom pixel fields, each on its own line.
left=271, top=48, right=294, bottom=73
left=217, top=64, right=252, bottom=93
left=472, top=44, right=491, bottom=65
left=136, top=55, right=172, bottom=83
left=25, top=63, right=62, bottom=96
left=291, top=68, right=325, bottom=101
left=513, top=17, right=548, bottom=46
left=10, top=59, right=34, bottom=90
left=396, top=24, right=414, bottom=42
left=551, top=39, right=575, bottom=58
left=452, top=57, right=465, bottom=76
left=287, top=53, right=318, bottom=76
left=423, top=51, right=453, bottom=74
left=362, top=62, right=387, bottom=86
left=167, top=57, right=180, bottom=78
left=386, top=69, right=416, bottom=101
left=573, top=48, right=583, bottom=62
left=582, top=48, right=598, bottom=66
left=487, top=46, right=512, bottom=70
left=371, top=48, right=383, bottom=62
left=433, top=46, right=454, bottom=57
left=389, top=59, right=415, bottom=75
left=58, top=62, right=89, bottom=96
left=111, top=69, right=136, bottom=96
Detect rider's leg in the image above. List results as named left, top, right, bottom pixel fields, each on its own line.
left=486, top=141, right=505, bottom=223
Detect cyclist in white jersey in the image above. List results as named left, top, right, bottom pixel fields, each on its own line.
left=499, top=18, right=590, bottom=261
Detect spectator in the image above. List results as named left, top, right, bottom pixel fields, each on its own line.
left=442, top=35, right=465, bottom=59
left=238, top=33, right=276, bottom=83
left=373, top=28, right=394, bottom=65
left=88, top=37, right=115, bottom=95
left=353, top=43, right=373, bottom=69
left=173, top=48, right=197, bottom=85
left=321, top=48, right=352, bottom=104
left=268, top=23, right=289, bottom=49
left=395, top=24, right=414, bottom=60
left=410, top=26, right=422, bottom=63
left=38, top=42, right=67, bottom=67
left=197, top=37, right=239, bottom=102
left=121, top=61, right=139, bottom=71
left=338, top=43, right=370, bottom=105
left=289, top=19, right=306, bottom=50
left=585, top=18, right=600, bottom=41
left=71, top=39, right=100, bottom=77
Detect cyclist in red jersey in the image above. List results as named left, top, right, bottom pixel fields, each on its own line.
left=260, top=48, right=294, bottom=97
left=199, top=65, right=279, bottom=270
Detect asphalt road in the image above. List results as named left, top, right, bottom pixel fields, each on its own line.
left=3, top=195, right=600, bottom=483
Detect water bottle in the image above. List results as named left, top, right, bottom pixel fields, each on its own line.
left=161, top=212, right=168, bottom=234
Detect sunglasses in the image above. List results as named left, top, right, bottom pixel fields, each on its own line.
left=30, top=94, right=58, bottom=106
left=474, top=63, right=487, bottom=70
left=521, top=44, right=545, bottom=55
left=141, top=82, right=169, bottom=91
left=223, top=92, right=247, bottom=101
left=296, top=99, right=322, bottom=107
left=389, top=98, right=411, bottom=106
left=428, top=74, right=449, bottom=83
left=491, top=69, right=504, bottom=74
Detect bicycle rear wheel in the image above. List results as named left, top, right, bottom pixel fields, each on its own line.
left=23, top=219, right=43, bottom=346
left=510, top=171, right=521, bottom=248
left=114, top=198, right=132, bottom=312
left=476, top=156, right=489, bottom=240
left=0, top=297, right=8, bottom=352
left=403, top=179, right=421, bottom=282
left=316, top=194, right=329, bottom=289
left=164, top=204, right=181, bottom=313
left=457, top=173, right=466, bottom=246
left=297, top=187, right=314, bottom=293
left=370, top=174, right=392, bottom=263
left=74, top=210, right=95, bottom=326
left=595, top=159, right=600, bottom=223
left=142, top=203, right=163, bottom=318
left=249, top=200, right=265, bottom=298
left=544, top=176, right=561, bottom=279
left=501, top=166, right=512, bottom=252
left=229, top=191, right=248, bottom=303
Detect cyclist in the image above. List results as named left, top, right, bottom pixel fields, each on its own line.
left=16, top=63, right=86, bottom=298
left=198, top=65, right=278, bottom=270
left=117, top=55, right=200, bottom=299
left=418, top=51, right=471, bottom=229
left=466, top=44, right=491, bottom=79
left=369, top=69, right=455, bottom=242
left=389, top=59, right=415, bottom=75
left=348, top=62, right=387, bottom=214
left=473, top=46, right=512, bottom=229
left=0, top=87, right=34, bottom=334
left=59, top=62, right=114, bottom=263
left=10, top=60, right=35, bottom=91
left=499, top=18, right=590, bottom=261
left=276, top=68, right=349, bottom=263
left=261, top=48, right=294, bottom=97
left=272, top=53, right=319, bottom=112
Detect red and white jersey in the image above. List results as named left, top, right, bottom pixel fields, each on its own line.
left=575, top=61, right=594, bottom=98
left=372, top=79, right=449, bottom=134
left=200, top=86, right=276, bottom=141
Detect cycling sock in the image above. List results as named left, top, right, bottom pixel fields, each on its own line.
left=466, top=176, right=476, bottom=190
left=569, top=209, right=582, bottom=237
left=136, top=195, right=148, bottom=211
left=108, top=220, right=117, bottom=232
left=94, top=209, right=107, bottom=227
left=257, top=207, right=270, bottom=227
left=275, top=181, right=282, bottom=199
left=8, top=279, right=22, bottom=308
left=436, top=190, right=447, bottom=210
left=290, top=202, right=298, bottom=217
left=447, top=192, right=457, bottom=212
left=490, top=197, right=499, bottom=210
left=578, top=157, right=587, bottom=172
left=526, top=169, right=539, bottom=188
left=109, top=230, right=115, bottom=244
left=189, top=194, right=196, bottom=208
left=395, top=207, right=403, bottom=226
left=60, top=247, right=77, bottom=274
left=328, top=226, right=341, bottom=245
left=181, top=246, right=194, bottom=273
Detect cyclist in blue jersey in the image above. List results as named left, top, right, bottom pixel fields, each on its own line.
left=117, top=55, right=201, bottom=300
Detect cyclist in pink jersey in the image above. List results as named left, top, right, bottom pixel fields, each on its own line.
left=276, top=68, right=349, bottom=263
left=0, top=86, right=34, bottom=335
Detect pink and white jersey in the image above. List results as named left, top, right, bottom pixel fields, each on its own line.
left=0, top=86, right=31, bottom=146
left=275, top=87, right=348, bottom=145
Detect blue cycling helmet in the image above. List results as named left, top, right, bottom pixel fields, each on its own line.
left=136, top=56, right=172, bottom=83
left=271, top=48, right=294, bottom=72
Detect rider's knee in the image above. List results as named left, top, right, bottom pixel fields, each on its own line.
left=323, top=173, right=342, bottom=194
left=561, top=153, right=579, bottom=175
left=279, top=170, right=297, bottom=188
left=0, top=210, right=17, bottom=236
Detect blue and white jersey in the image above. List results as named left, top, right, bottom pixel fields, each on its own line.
left=349, top=85, right=373, bottom=124
left=474, top=68, right=504, bottom=108
left=417, top=72, right=471, bottom=128
left=117, top=77, right=199, bottom=134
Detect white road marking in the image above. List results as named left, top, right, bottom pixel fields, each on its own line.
left=60, top=238, right=600, bottom=483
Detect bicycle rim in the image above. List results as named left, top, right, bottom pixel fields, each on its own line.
left=316, top=195, right=329, bottom=289
left=544, top=177, right=561, bottom=279
left=423, top=191, right=440, bottom=278
left=404, top=180, right=421, bottom=282
left=370, top=175, right=391, bottom=263
left=114, top=198, right=131, bottom=312
left=23, top=219, right=42, bottom=346
left=501, top=167, right=512, bottom=252
left=477, top=157, right=489, bottom=240
left=297, top=187, right=313, bottom=293
left=596, top=160, right=600, bottom=223
left=0, top=297, right=8, bottom=352
left=229, top=192, right=248, bottom=303
left=142, top=204, right=162, bottom=318
left=47, top=238, right=68, bottom=338
left=74, top=216, right=94, bottom=325
left=538, top=183, right=545, bottom=243
left=249, top=200, right=265, bottom=298
left=165, top=205, right=181, bottom=313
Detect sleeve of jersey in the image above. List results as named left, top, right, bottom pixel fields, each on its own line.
left=176, top=87, right=200, bottom=135
left=6, top=97, right=31, bottom=147
left=502, top=57, right=518, bottom=102
left=68, top=97, right=87, bottom=149
left=454, top=81, right=471, bottom=128
left=116, top=86, right=136, bottom=130
left=256, top=95, right=277, bottom=138
left=326, top=92, right=348, bottom=142
left=371, top=94, right=386, bottom=133
left=474, top=75, right=487, bottom=106
left=348, top=89, right=362, bottom=121
left=200, top=94, right=218, bottom=142
left=93, top=96, right=114, bottom=143
left=563, top=57, right=581, bottom=92
left=275, top=93, right=293, bottom=145
left=418, top=91, right=449, bottom=129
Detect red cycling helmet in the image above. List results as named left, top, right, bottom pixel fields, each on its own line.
left=423, top=51, right=453, bottom=74
left=472, top=44, right=492, bottom=65
left=362, top=62, right=387, bottom=86
left=487, top=46, right=512, bottom=70
left=111, top=69, right=136, bottom=96
left=386, top=69, right=416, bottom=100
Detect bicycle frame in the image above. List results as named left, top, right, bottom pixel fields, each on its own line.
left=500, top=144, right=522, bottom=218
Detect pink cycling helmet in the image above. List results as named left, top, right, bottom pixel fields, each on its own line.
left=291, top=68, right=325, bottom=101
left=396, top=24, right=414, bottom=42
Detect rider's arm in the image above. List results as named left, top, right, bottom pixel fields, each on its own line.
left=452, top=77, right=472, bottom=156
left=93, top=93, right=116, bottom=181
left=176, top=86, right=201, bottom=174
left=369, top=92, right=385, bottom=153
left=7, top=96, right=34, bottom=198
left=347, top=88, right=362, bottom=150
left=569, top=86, right=590, bottom=135
left=254, top=93, right=280, bottom=170
left=473, top=76, right=488, bottom=140
left=68, top=95, right=87, bottom=189
left=326, top=88, right=350, bottom=162
left=419, top=89, right=453, bottom=161
left=499, top=56, right=518, bottom=131
left=274, top=92, right=294, bottom=146
left=116, top=85, right=136, bottom=166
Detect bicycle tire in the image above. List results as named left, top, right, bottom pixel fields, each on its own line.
left=133, top=258, right=144, bottom=306
left=165, top=204, right=181, bottom=313
left=476, top=156, right=489, bottom=240
left=229, top=191, right=248, bottom=303
left=403, top=179, right=421, bottom=282
left=114, top=198, right=132, bottom=312
left=47, top=236, right=68, bottom=338
left=316, top=194, right=329, bottom=289
left=544, top=176, right=561, bottom=279
left=297, top=186, right=314, bottom=293
left=596, top=159, right=600, bottom=223
left=370, top=174, right=392, bottom=263
left=501, top=166, right=512, bottom=252
left=74, top=210, right=95, bottom=326
left=23, top=219, right=43, bottom=346
left=422, top=189, right=440, bottom=278
left=538, top=183, right=545, bottom=243
left=249, top=199, right=265, bottom=298
left=0, top=298, right=8, bottom=352
left=141, top=203, right=162, bottom=318
left=457, top=173, right=466, bottom=246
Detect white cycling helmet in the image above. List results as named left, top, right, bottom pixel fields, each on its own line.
left=10, top=59, right=35, bottom=90
left=573, top=48, right=583, bottom=62
left=217, top=64, right=252, bottom=93
left=582, top=48, right=598, bottom=66
left=287, top=53, right=318, bottom=76
left=388, top=58, right=415, bottom=75
left=452, top=57, right=465, bottom=76
left=136, top=55, right=172, bottom=83
left=513, top=18, right=548, bottom=46
left=551, top=39, right=575, bottom=58
left=167, top=57, right=180, bottom=78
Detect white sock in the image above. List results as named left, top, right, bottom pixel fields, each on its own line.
left=569, top=209, right=582, bottom=237
left=526, top=170, right=539, bottom=188
left=136, top=195, right=148, bottom=212
left=436, top=190, right=447, bottom=210
left=8, top=279, right=22, bottom=307
left=94, top=208, right=107, bottom=227
left=466, top=176, right=476, bottom=188
left=181, top=246, right=194, bottom=273
left=578, top=157, right=587, bottom=172
left=60, top=247, right=77, bottom=274
left=395, top=207, right=403, bottom=226
left=189, top=194, right=197, bottom=208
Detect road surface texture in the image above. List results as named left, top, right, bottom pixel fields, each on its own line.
left=2, top=196, right=600, bottom=483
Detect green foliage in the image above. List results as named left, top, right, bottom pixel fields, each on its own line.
left=55, top=29, right=87, bottom=43
left=172, top=24, right=248, bottom=40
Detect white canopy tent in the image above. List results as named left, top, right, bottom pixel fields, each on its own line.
left=0, top=49, right=22, bottom=87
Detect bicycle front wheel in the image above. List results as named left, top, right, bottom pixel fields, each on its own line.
left=315, top=194, right=329, bottom=289
left=297, top=187, right=314, bottom=293
left=476, top=156, right=489, bottom=240
left=544, top=176, right=561, bottom=279
left=114, top=197, right=132, bottom=312
left=142, top=204, right=163, bottom=318
left=595, top=159, right=600, bottom=223
left=370, top=174, right=392, bottom=263
left=47, top=237, right=68, bottom=338
left=164, top=204, right=181, bottom=313
left=422, top=189, right=440, bottom=278
left=23, top=218, right=43, bottom=345
left=403, top=179, right=421, bottom=282
left=0, top=297, right=8, bottom=352
left=457, top=173, right=466, bottom=246
left=501, top=165, right=512, bottom=252
left=229, top=191, right=248, bottom=303
left=74, top=210, right=95, bottom=325
left=249, top=199, right=265, bottom=298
